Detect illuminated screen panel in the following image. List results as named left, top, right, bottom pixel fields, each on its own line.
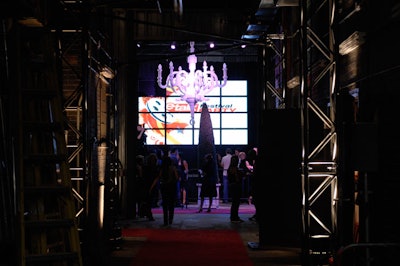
left=221, top=129, right=248, bottom=145
left=221, top=113, right=247, bottom=128
left=221, top=97, right=247, bottom=112
left=166, top=129, right=194, bottom=145
left=142, top=128, right=166, bottom=145
left=166, top=96, right=191, bottom=113
left=139, top=97, right=165, bottom=114
left=221, top=80, right=247, bottom=96
left=138, top=80, right=248, bottom=145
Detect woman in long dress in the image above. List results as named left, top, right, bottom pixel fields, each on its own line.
left=197, top=153, right=217, bottom=213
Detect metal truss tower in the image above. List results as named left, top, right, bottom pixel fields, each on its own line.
left=255, top=2, right=338, bottom=262
left=299, top=0, right=338, bottom=264
left=52, top=1, right=122, bottom=262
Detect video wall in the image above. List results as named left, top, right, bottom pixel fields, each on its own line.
left=138, top=80, right=248, bottom=145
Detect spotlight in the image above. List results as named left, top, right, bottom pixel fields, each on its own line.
left=241, top=34, right=261, bottom=40
left=209, top=42, right=215, bottom=48
left=100, top=66, right=115, bottom=79
left=339, top=31, right=365, bottom=55
left=170, top=42, right=176, bottom=50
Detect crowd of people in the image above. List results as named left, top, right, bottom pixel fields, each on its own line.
left=135, top=124, right=259, bottom=226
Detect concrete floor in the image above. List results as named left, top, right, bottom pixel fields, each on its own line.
left=110, top=202, right=303, bottom=266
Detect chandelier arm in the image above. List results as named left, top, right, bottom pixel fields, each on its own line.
left=157, top=80, right=168, bottom=89
left=176, top=70, right=189, bottom=95
left=203, top=72, right=221, bottom=94
left=219, top=63, right=228, bottom=88
left=157, top=64, right=169, bottom=89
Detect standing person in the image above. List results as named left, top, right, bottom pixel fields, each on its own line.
left=142, top=153, right=159, bottom=221
left=150, top=156, right=179, bottom=226
left=238, top=151, right=247, bottom=168
left=169, top=147, right=182, bottom=207
left=238, top=151, right=249, bottom=199
left=134, top=155, right=146, bottom=218
left=234, top=148, right=240, bottom=157
left=136, top=124, right=147, bottom=156
left=247, top=147, right=258, bottom=221
left=197, top=153, right=217, bottom=213
left=228, top=155, right=244, bottom=223
left=220, top=148, right=233, bottom=203
left=216, top=152, right=223, bottom=184
left=177, top=152, right=189, bottom=208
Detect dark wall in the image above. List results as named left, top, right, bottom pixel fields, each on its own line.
left=257, top=109, right=302, bottom=247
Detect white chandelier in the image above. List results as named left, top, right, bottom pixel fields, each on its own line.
left=157, top=41, right=228, bottom=125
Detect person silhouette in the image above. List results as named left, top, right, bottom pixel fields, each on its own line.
left=197, top=153, right=217, bottom=213
left=177, top=152, right=189, bottom=208
left=150, top=155, right=179, bottom=226
left=136, top=124, right=147, bottom=156
left=220, top=148, right=233, bottom=203
left=227, top=155, right=244, bottom=223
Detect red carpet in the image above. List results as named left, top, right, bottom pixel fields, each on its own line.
left=122, top=228, right=253, bottom=266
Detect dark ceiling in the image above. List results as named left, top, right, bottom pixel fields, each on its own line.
left=0, top=1, right=289, bottom=42
left=1, top=0, right=297, bottom=59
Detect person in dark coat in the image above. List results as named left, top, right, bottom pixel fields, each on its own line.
left=150, top=155, right=179, bottom=226
left=228, top=155, right=244, bottom=223
left=142, top=153, right=159, bottom=221
left=197, top=153, right=217, bottom=213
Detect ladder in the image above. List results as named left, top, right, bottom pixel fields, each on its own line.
left=17, top=28, right=82, bottom=266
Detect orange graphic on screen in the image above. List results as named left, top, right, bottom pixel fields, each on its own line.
left=139, top=97, right=189, bottom=144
